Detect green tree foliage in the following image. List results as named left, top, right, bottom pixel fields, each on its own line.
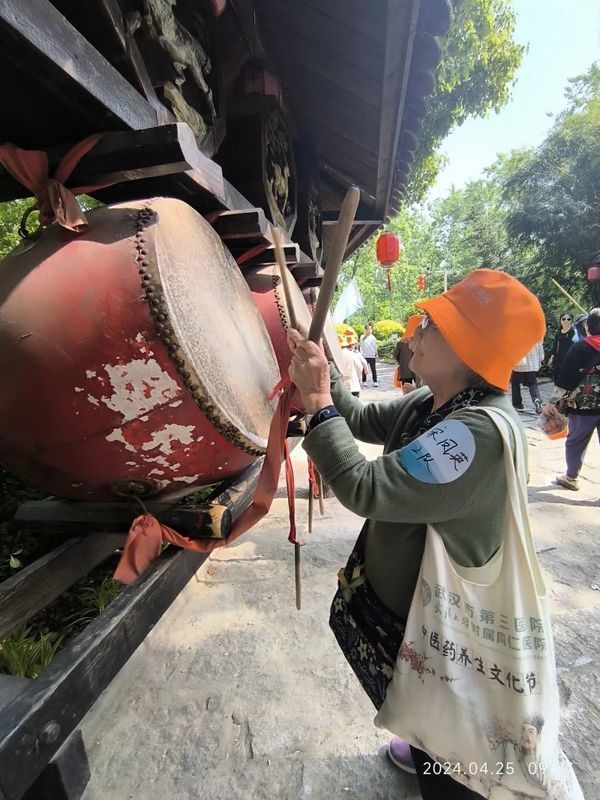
left=409, top=0, right=524, bottom=200
left=335, top=206, right=442, bottom=327
left=431, top=173, right=513, bottom=276
left=0, top=195, right=100, bottom=260
left=339, top=59, right=600, bottom=347
left=0, top=199, right=34, bottom=259
left=503, top=63, right=600, bottom=301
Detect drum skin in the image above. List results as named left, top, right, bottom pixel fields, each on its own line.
left=244, top=263, right=344, bottom=410
left=0, top=198, right=280, bottom=500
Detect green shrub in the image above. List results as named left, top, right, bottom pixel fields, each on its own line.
left=373, top=320, right=404, bottom=340
left=353, top=323, right=365, bottom=338
left=0, top=626, right=62, bottom=678
left=378, top=340, right=397, bottom=363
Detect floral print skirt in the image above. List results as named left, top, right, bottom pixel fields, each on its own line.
left=329, top=534, right=406, bottom=710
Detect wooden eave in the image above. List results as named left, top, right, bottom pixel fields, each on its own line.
left=255, top=0, right=424, bottom=251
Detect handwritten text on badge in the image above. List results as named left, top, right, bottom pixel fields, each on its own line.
left=398, top=420, right=476, bottom=484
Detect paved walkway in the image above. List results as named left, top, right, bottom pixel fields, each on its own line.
left=80, top=364, right=600, bottom=800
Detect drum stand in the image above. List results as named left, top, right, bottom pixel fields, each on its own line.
left=0, top=460, right=262, bottom=800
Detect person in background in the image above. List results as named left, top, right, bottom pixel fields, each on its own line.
left=360, top=323, right=378, bottom=386
left=510, top=341, right=544, bottom=414
left=287, top=269, right=545, bottom=800
left=351, top=344, right=368, bottom=397
left=393, top=314, right=423, bottom=394
left=572, top=312, right=589, bottom=344
left=553, top=307, right=600, bottom=491
left=336, top=327, right=363, bottom=397
left=548, top=311, right=574, bottom=383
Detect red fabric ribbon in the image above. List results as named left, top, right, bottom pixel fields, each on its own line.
left=235, top=242, right=270, bottom=266
left=307, top=458, right=320, bottom=499
left=0, top=134, right=107, bottom=231
left=114, top=376, right=298, bottom=584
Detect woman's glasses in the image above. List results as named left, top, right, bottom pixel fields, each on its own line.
left=561, top=316, right=572, bottom=322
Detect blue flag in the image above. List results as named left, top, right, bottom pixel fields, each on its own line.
left=333, top=279, right=364, bottom=323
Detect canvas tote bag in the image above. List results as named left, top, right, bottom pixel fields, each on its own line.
left=375, top=407, right=583, bottom=799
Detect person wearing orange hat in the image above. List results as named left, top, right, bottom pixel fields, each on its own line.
left=336, top=327, right=365, bottom=397
left=393, top=314, right=424, bottom=393
left=286, top=269, right=547, bottom=800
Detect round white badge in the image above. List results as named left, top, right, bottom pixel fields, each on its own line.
left=398, top=420, right=476, bottom=484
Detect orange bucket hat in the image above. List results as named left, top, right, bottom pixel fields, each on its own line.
left=415, top=269, right=546, bottom=390
left=401, top=314, right=424, bottom=341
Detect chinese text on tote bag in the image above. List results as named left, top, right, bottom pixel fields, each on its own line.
left=375, top=408, right=583, bottom=799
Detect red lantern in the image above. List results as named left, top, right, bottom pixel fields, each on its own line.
left=417, top=274, right=426, bottom=292
left=376, top=233, right=400, bottom=265
left=376, top=233, right=401, bottom=292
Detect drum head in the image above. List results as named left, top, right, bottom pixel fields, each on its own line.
left=143, top=199, right=280, bottom=451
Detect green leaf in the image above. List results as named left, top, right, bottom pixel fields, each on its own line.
left=9, top=555, right=21, bottom=569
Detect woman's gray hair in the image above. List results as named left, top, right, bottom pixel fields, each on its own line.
left=464, top=369, right=504, bottom=394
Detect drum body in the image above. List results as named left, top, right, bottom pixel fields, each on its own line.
left=0, top=198, right=280, bottom=500
left=244, top=264, right=344, bottom=409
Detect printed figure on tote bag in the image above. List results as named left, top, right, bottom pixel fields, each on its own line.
left=287, top=270, right=583, bottom=800
left=488, top=717, right=548, bottom=798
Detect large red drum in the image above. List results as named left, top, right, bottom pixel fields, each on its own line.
left=244, top=263, right=344, bottom=407
left=0, top=198, right=280, bottom=500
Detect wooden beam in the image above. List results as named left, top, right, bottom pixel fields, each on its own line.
left=375, top=0, right=421, bottom=212
left=322, top=204, right=383, bottom=225
left=0, top=678, right=28, bottom=712
left=0, top=0, right=158, bottom=132
left=0, top=0, right=253, bottom=216
left=50, top=0, right=172, bottom=125
left=0, top=534, right=125, bottom=639
left=237, top=243, right=300, bottom=267
left=319, top=163, right=376, bottom=205
left=21, top=730, right=90, bottom=800
left=210, top=208, right=269, bottom=240
left=291, top=263, right=322, bottom=281
left=0, top=546, right=208, bottom=800
left=343, top=224, right=380, bottom=261
left=0, top=124, right=205, bottom=203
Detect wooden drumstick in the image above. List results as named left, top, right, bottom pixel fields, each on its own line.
left=272, top=228, right=303, bottom=611
left=273, top=186, right=360, bottom=609
left=309, top=187, right=360, bottom=516
left=307, top=186, right=360, bottom=345
left=317, top=472, right=325, bottom=516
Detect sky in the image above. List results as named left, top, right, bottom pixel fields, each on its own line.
left=428, top=0, right=600, bottom=200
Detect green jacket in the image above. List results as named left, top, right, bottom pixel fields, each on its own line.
left=303, top=368, right=526, bottom=620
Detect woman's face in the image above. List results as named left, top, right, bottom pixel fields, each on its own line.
left=560, top=313, right=572, bottom=331
left=410, top=316, right=469, bottom=387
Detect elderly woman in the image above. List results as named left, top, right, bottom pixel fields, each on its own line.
left=287, top=270, right=545, bottom=800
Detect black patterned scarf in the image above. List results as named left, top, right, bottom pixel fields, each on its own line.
left=330, top=385, right=499, bottom=710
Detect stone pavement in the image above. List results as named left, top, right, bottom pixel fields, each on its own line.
left=80, top=363, right=600, bottom=800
